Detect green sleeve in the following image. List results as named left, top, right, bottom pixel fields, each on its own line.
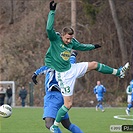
left=71, top=38, right=95, bottom=51
left=46, top=10, right=58, bottom=41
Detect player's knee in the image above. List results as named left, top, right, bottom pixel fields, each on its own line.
left=64, top=98, right=73, bottom=109
left=91, top=61, right=98, bottom=68
left=88, top=61, right=98, bottom=71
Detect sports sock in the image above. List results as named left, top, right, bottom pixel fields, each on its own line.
left=97, top=103, right=100, bottom=107
left=68, top=124, right=83, bottom=133
left=99, top=104, right=103, bottom=111
left=96, top=63, right=120, bottom=76
left=127, top=104, right=132, bottom=109
left=57, top=128, right=62, bottom=133
left=53, top=105, right=69, bottom=128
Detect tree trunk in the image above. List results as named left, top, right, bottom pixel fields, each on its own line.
left=108, top=0, right=128, bottom=64
left=71, top=0, right=76, bottom=37
left=9, top=0, right=14, bottom=24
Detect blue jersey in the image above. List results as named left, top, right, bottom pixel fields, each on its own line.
left=34, top=55, right=76, bottom=93
left=34, top=66, right=59, bottom=93
left=94, top=85, right=106, bottom=98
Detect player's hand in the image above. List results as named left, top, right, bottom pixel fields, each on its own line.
left=94, top=44, right=101, bottom=49
left=50, top=1, right=57, bottom=11
left=32, top=73, right=38, bottom=85
left=71, top=50, right=78, bottom=57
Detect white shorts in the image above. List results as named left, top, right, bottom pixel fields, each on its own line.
left=56, top=62, right=88, bottom=96
left=127, top=95, right=131, bottom=103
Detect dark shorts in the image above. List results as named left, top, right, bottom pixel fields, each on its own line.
left=43, top=91, right=69, bottom=120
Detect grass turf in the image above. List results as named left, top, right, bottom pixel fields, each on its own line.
left=0, top=107, right=133, bottom=133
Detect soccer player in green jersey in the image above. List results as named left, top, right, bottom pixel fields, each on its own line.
left=45, top=1, right=129, bottom=132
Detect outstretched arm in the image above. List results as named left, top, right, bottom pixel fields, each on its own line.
left=72, top=38, right=101, bottom=51
left=46, top=1, right=58, bottom=41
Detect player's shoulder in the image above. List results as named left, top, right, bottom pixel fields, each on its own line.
left=55, top=32, right=62, bottom=40
left=71, top=37, right=79, bottom=43
left=56, top=32, right=61, bottom=36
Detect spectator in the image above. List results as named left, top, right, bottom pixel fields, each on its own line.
left=6, top=85, right=12, bottom=106
left=126, top=81, right=132, bottom=104
left=0, top=86, right=6, bottom=106
left=93, top=81, right=106, bottom=112
left=19, top=86, right=27, bottom=107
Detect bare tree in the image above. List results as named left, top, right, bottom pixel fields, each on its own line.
left=71, top=0, right=76, bottom=37
left=108, top=0, right=128, bottom=64
left=9, top=0, right=14, bottom=24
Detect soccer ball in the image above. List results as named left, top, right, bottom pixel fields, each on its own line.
left=0, top=104, right=12, bottom=118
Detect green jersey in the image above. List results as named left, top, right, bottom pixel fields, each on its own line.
left=45, top=10, right=95, bottom=72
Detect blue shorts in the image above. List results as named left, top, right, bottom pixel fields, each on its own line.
left=43, top=91, right=69, bottom=120
left=97, top=97, right=103, bottom=102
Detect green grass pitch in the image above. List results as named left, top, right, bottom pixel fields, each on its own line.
left=0, top=107, right=133, bottom=133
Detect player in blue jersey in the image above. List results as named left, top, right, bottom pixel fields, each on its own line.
left=93, top=81, right=106, bottom=112
left=126, top=81, right=132, bottom=104
left=32, top=51, right=83, bottom=133
left=125, top=79, right=133, bottom=115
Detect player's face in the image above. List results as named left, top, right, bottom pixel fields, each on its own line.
left=62, top=33, right=73, bottom=45
left=97, top=81, right=101, bottom=85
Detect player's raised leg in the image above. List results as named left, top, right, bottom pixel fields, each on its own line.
left=88, top=61, right=129, bottom=78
